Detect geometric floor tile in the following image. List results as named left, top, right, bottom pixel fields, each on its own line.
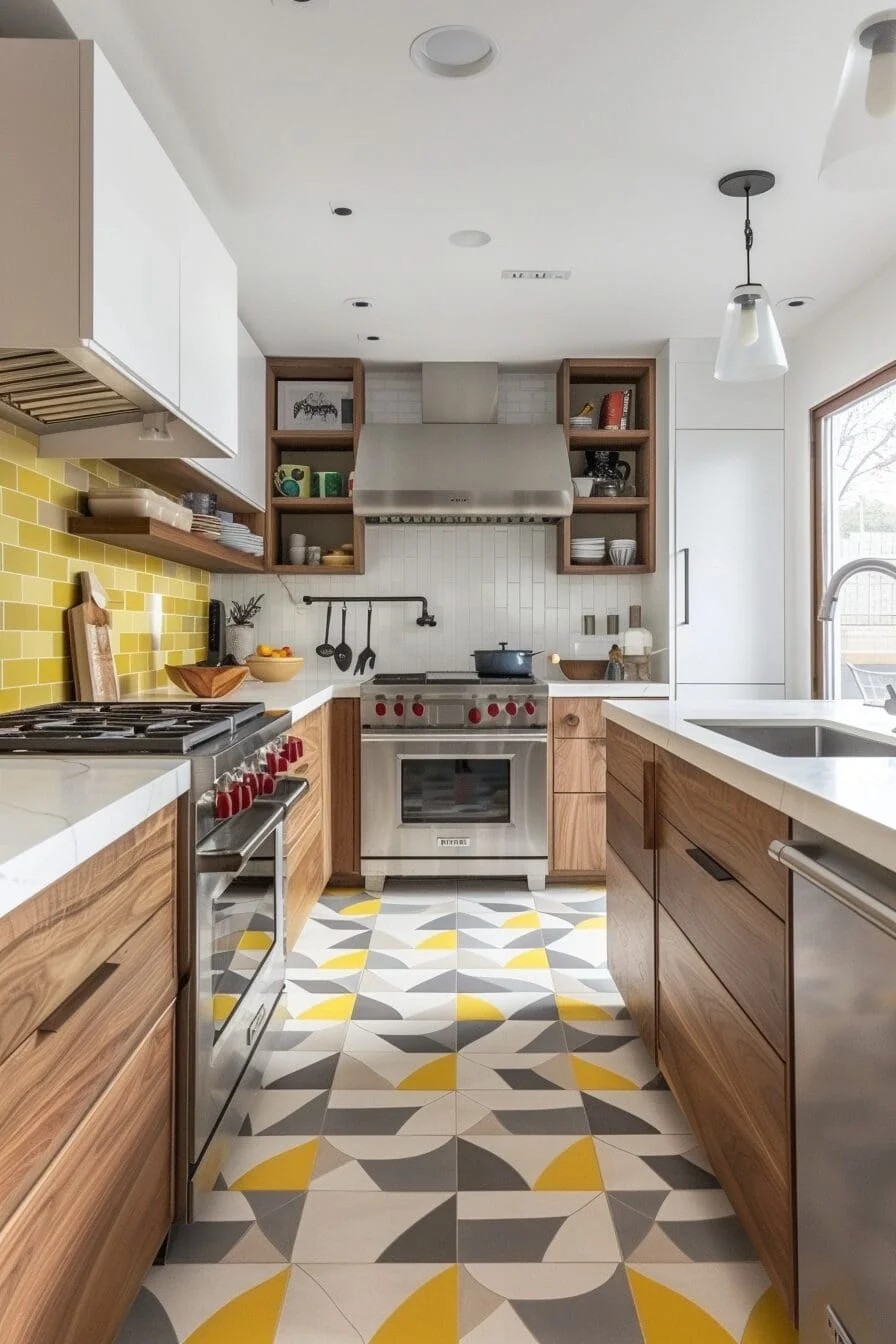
left=458, top=1020, right=567, bottom=1054
left=116, top=878, right=791, bottom=1344
left=310, top=1136, right=457, bottom=1191
left=581, top=1091, right=692, bottom=1136
left=457, top=1191, right=621, bottom=1262
left=460, top=1262, right=642, bottom=1343
left=457, top=1054, right=575, bottom=1091
left=278, top=1263, right=458, bottom=1343
left=332, top=1051, right=458, bottom=1091
left=457, top=1091, right=589, bottom=1137
left=344, top=1020, right=457, bottom=1053
left=324, top=1091, right=457, bottom=1135
left=458, top=1135, right=603, bottom=1191
left=293, top=1191, right=458, bottom=1262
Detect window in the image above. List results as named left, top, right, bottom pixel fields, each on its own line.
left=813, top=361, right=896, bottom=699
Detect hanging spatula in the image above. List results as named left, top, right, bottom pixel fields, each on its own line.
left=354, top=602, right=376, bottom=675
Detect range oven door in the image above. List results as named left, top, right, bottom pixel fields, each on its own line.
left=361, top=732, right=548, bottom=860
left=192, top=781, right=306, bottom=1171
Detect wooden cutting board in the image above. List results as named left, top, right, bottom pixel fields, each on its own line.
left=67, top=572, right=120, bottom=702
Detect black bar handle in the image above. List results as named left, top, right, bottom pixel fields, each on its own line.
left=686, top=846, right=735, bottom=882
left=301, top=595, right=437, bottom=627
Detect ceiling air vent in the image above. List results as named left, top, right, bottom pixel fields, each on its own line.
left=501, top=269, right=571, bottom=281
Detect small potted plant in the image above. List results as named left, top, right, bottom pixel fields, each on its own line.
left=227, top=594, right=264, bottom=664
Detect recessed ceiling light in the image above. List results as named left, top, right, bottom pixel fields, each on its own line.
left=449, top=229, right=492, bottom=248
left=410, top=26, right=499, bottom=79
left=330, top=203, right=353, bottom=217
left=777, top=295, right=815, bottom=309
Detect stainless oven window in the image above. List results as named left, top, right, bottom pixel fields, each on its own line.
left=210, top=860, right=278, bottom=1040
left=401, top=756, right=511, bottom=824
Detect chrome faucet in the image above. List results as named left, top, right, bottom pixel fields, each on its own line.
left=818, top=557, right=896, bottom=620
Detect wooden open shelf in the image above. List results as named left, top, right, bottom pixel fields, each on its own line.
left=266, top=357, right=365, bottom=572
left=573, top=497, right=650, bottom=513
left=568, top=429, right=650, bottom=448
left=69, top=516, right=265, bottom=573
left=271, top=497, right=353, bottom=513
left=558, top=357, right=656, bottom=574
left=271, top=430, right=355, bottom=449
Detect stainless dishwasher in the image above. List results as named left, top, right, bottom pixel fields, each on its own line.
left=770, top=828, right=896, bottom=1344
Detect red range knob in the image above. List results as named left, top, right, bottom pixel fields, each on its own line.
left=375, top=702, right=387, bottom=717
left=524, top=700, right=536, bottom=715
left=215, top=789, right=233, bottom=820
left=259, top=771, right=276, bottom=796
left=287, top=737, right=303, bottom=763
left=412, top=701, right=425, bottom=717
left=243, top=770, right=260, bottom=798
left=394, top=701, right=405, bottom=717
left=469, top=707, right=482, bottom=724
left=487, top=702, right=501, bottom=718
left=505, top=701, right=518, bottom=716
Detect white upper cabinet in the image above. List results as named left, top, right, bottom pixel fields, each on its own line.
left=87, top=45, right=182, bottom=409
left=676, top=361, right=784, bottom=430
left=0, top=39, right=238, bottom=457
left=179, top=194, right=239, bottom=453
left=188, top=323, right=266, bottom=510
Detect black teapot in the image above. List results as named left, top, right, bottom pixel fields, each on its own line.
left=585, top=449, right=631, bottom=486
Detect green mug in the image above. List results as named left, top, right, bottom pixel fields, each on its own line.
left=312, top=470, right=344, bottom=498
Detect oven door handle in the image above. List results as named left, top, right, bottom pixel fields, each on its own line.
left=197, top=800, right=285, bottom=874
left=361, top=732, right=548, bottom=745
left=272, top=776, right=310, bottom=812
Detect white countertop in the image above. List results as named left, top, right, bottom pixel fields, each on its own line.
left=603, top=698, right=896, bottom=870
left=0, top=756, right=190, bottom=919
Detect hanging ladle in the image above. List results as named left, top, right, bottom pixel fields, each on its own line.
left=315, top=602, right=335, bottom=659
left=333, top=602, right=353, bottom=672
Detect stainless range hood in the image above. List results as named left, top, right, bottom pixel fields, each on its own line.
left=353, top=362, right=573, bottom=522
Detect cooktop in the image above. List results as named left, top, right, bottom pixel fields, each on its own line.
left=0, top=701, right=268, bottom=754
left=368, top=672, right=539, bottom=686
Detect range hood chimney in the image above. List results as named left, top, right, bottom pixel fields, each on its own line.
left=353, top=362, right=573, bottom=521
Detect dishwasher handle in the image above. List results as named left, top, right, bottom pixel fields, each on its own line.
left=769, top=839, right=896, bottom=939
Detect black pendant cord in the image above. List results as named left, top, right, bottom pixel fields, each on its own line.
left=743, top=184, right=753, bottom=286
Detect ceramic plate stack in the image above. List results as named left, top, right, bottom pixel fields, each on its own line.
left=191, top=513, right=222, bottom=541
left=219, top=522, right=264, bottom=555
left=570, top=536, right=606, bottom=565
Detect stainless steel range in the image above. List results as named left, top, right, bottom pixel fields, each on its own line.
left=0, top=700, right=310, bottom=1217
left=360, top=672, right=549, bottom=891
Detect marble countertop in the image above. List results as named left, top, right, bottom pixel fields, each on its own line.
left=603, top=698, right=896, bottom=870
left=0, top=756, right=190, bottom=919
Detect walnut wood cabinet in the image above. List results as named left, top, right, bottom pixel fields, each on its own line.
left=606, top=719, right=797, bottom=1321
left=550, top=698, right=607, bottom=877
left=0, top=803, right=179, bottom=1343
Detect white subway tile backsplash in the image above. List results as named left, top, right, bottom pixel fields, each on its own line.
left=216, top=371, right=645, bottom=678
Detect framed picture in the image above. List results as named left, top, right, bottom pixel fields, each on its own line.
left=277, top=381, right=354, bottom=431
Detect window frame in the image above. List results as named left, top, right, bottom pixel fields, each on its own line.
left=811, top=356, right=896, bottom=698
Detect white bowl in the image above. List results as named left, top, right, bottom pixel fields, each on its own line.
left=609, top=542, right=636, bottom=566
left=572, top=477, right=594, bottom=498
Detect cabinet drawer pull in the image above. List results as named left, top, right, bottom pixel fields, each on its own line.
left=642, top=760, right=656, bottom=850
left=686, top=847, right=735, bottom=883
left=37, top=961, right=119, bottom=1034
left=564, top=714, right=580, bottom=729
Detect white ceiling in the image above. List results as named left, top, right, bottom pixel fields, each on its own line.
left=49, top=0, right=896, bottom=361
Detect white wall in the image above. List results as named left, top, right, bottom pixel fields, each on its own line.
left=214, top=370, right=652, bottom=680
left=785, top=257, right=896, bottom=695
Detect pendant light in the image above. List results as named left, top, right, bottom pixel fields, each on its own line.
left=714, top=170, right=788, bottom=384
left=821, top=11, right=896, bottom=189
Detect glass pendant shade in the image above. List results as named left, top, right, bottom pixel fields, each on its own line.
left=714, top=283, right=788, bottom=383
left=821, top=11, right=896, bottom=189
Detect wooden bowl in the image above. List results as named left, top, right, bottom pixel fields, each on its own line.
left=165, top=663, right=249, bottom=698
left=244, top=655, right=305, bottom=683
left=557, top=659, right=609, bottom=681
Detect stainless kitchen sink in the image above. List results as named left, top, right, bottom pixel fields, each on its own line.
left=688, top=721, right=896, bottom=758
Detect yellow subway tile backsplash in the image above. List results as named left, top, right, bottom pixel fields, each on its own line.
left=0, top=426, right=209, bottom=706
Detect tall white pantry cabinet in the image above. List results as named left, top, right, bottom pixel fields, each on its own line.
left=666, top=339, right=786, bottom=700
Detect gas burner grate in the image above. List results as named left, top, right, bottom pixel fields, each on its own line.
left=0, top=700, right=269, bottom=754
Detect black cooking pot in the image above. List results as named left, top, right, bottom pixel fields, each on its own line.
left=472, top=643, right=542, bottom=677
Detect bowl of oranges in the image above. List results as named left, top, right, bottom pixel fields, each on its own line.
left=245, top=644, right=305, bottom=683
